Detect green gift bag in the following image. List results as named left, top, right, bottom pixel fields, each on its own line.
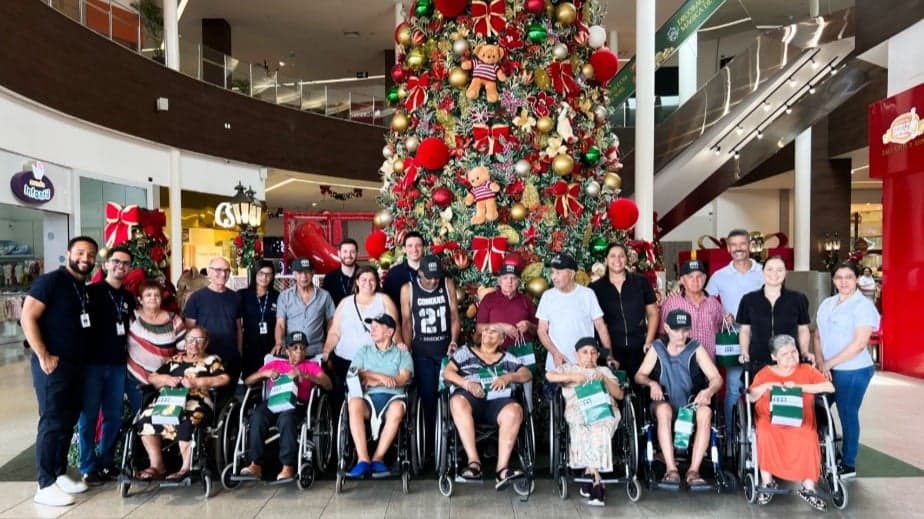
left=151, top=387, right=188, bottom=425
left=267, top=374, right=298, bottom=413
left=673, top=405, right=695, bottom=449
left=509, top=334, right=537, bottom=372
left=715, top=322, right=741, bottom=367
left=575, top=380, right=615, bottom=425
left=438, top=357, right=450, bottom=391
left=478, top=366, right=511, bottom=400
left=770, top=386, right=804, bottom=426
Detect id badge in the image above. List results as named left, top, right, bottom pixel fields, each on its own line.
left=116, top=322, right=126, bottom=336
left=259, top=321, right=268, bottom=335
left=80, top=312, right=91, bottom=328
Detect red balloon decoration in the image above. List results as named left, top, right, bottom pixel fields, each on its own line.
left=525, top=0, right=545, bottom=14
left=390, top=64, right=407, bottom=83
left=589, top=49, right=620, bottom=86
left=435, top=0, right=467, bottom=17
left=365, top=229, right=389, bottom=259
left=432, top=186, right=453, bottom=208
left=607, top=198, right=639, bottom=230
left=416, top=137, right=450, bottom=170
left=289, top=221, right=341, bottom=274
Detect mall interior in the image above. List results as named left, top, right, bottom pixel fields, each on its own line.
left=0, top=0, right=923, bottom=517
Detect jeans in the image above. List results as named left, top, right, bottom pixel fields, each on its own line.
left=832, top=365, right=874, bottom=467
left=248, top=403, right=306, bottom=467
left=125, top=372, right=143, bottom=417
left=413, top=354, right=442, bottom=457
left=78, top=364, right=126, bottom=474
left=723, top=365, right=744, bottom=439
left=31, top=355, right=84, bottom=488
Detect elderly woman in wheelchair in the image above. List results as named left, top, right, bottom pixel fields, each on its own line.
left=345, top=314, right=414, bottom=479
left=441, top=323, right=533, bottom=490
left=239, top=331, right=332, bottom=481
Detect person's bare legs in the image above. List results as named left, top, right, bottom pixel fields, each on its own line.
left=348, top=397, right=371, bottom=462
left=450, top=396, right=480, bottom=466
left=688, top=406, right=712, bottom=475
left=372, top=401, right=405, bottom=461
left=140, top=435, right=164, bottom=473
left=654, top=403, right=678, bottom=477
left=495, top=403, right=523, bottom=474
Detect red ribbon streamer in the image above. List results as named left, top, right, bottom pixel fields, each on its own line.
left=104, top=202, right=140, bottom=247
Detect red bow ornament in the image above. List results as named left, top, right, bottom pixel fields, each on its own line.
left=548, top=62, right=578, bottom=97
left=140, top=208, right=168, bottom=243
left=551, top=181, right=584, bottom=218
left=404, top=72, right=430, bottom=112
left=471, top=235, right=508, bottom=274
left=472, top=123, right=512, bottom=155
left=470, top=0, right=506, bottom=37
left=104, top=202, right=140, bottom=247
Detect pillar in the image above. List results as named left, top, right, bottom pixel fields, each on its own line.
left=794, top=128, right=811, bottom=270
left=163, top=0, right=179, bottom=71
left=634, top=0, right=656, bottom=241
left=678, top=33, right=697, bottom=104
left=169, top=148, right=183, bottom=284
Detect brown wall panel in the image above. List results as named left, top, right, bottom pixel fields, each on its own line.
left=0, top=1, right=384, bottom=183
left=855, top=0, right=924, bottom=55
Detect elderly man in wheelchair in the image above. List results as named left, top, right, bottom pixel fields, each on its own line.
left=239, top=331, right=332, bottom=481
left=345, top=314, right=414, bottom=479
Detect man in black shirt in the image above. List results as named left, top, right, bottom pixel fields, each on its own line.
left=321, top=238, right=358, bottom=307
left=383, top=231, right=425, bottom=312
left=22, top=236, right=98, bottom=506
left=184, top=257, right=243, bottom=386
left=78, top=246, right=134, bottom=485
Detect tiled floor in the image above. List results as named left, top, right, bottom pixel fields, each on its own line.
left=2, top=356, right=922, bottom=518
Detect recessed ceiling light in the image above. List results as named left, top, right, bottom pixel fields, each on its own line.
left=756, top=130, right=764, bottom=139
left=343, top=31, right=360, bottom=38
left=785, top=105, right=792, bottom=114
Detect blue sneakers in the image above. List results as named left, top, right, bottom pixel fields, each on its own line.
left=370, top=460, right=390, bottom=478
left=347, top=461, right=371, bottom=478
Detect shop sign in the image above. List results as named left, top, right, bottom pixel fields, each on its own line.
left=214, top=202, right=236, bottom=229
left=10, top=161, right=55, bottom=205
left=869, top=82, right=924, bottom=178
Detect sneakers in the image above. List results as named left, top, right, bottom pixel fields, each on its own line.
left=370, top=460, right=390, bottom=478
left=837, top=463, right=856, bottom=480
left=241, top=463, right=263, bottom=478
left=55, top=475, right=88, bottom=494
left=579, top=481, right=592, bottom=498
left=347, top=461, right=371, bottom=479
left=276, top=465, right=296, bottom=481
left=33, top=484, right=75, bottom=507
left=81, top=472, right=104, bottom=487
left=586, top=483, right=606, bottom=507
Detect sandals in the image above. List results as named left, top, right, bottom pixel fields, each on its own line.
left=661, top=470, right=681, bottom=484
left=685, top=470, right=707, bottom=486
left=461, top=461, right=482, bottom=480
left=798, top=487, right=827, bottom=512
left=136, top=467, right=164, bottom=481
left=757, top=479, right=778, bottom=505
left=166, top=469, right=190, bottom=481
left=494, top=467, right=524, bottom=491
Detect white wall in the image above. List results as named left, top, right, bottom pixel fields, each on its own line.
left=663, top=188, right=789, bottom=247
left=887, top=18, right=924, bottom=96
left=698, top=29, right=761, bottom=89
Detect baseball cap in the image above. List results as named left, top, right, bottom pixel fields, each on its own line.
left=498, top=263, right=520, bottom=277
left=550, top=253, right=578, bottom=271
left=419, top=254, right=443, bottom=279
left=364, top=313, right=397, bottom=330
left=680, top=259, right=707, bottom=276
left=291, top=257, right=313, bottom=272
left=665, top=309, right=693, bottom=330
left=286, top=331, right=308, bottom=347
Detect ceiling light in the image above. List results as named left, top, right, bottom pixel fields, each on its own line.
left=788, top=76, right=797, bottom=87
left=736, top=125, right=744, bottom=135
left=810, top=58, right=819, bottom=69
left=278, top=61, right=286, bottom=67
left=777, top=138, right=785, bottom=148
left=756, top=130, right=764, bottom=139
left=830, top=65, right=838, bottom=75
left=763, top=101, right=772, bottom=111
left=785, top=105, right=792, bottom=114
left=343, top=31, right=361, bottom=38
left=713, top=146, right=721, bottom=155
left=311, top=202, right=318, bottom=207
left=808, top=86, right=816, bottom=94
left=733, top=150, right=741, bottom=159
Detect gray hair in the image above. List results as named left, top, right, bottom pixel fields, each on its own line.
left=769, top=334, right=796, bottom=355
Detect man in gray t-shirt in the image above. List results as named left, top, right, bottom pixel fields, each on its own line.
left=274, top=257, right=335, bottom=357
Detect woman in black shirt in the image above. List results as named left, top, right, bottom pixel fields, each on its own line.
left=238, top=260, right=280, bottom=379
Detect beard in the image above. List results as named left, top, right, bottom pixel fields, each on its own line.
left=69, top=258, right=93, bottom=275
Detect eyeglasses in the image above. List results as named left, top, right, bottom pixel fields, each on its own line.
left=209, top=267, right=231, bottom=275
left=109, top=259, right=131, bottom=267
left=256, top=271, right=274, bottom=277
left=187, top=337, right=207, bottom=343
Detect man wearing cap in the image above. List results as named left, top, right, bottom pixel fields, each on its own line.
left=184, top=256, right=243, bottom=384
left=635, top=308, right=722, bottom=487
left=274, top=257, right=336, bottom=358
left=536, top=253, right=616, bottom=372
left=660, top=259, right=724, bottom=359
left=476, top=263, right=537, bottom=350
left=400, top=254, right=460, bottom=455
left=241, top=331, right=332, bottom=481
left=322, top=238, right=359, bottom=307
left=383, top=231, right=426, bottom=312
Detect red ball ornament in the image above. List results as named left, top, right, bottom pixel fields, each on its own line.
left=435, top=0, right=467, bottom=18
left=365, top=229, right=388, bottom=259
left=607, top=198, right=639, bottom=230
left=290, top=220, right=342, bottom=274
left=525, top=0, right=545, bottom=14
left=416, top=137, right=450, bottom=170
left=432, top=186, right=453, bottom=208
left=391, top=64, right=407, bottom=83
left=589, top=49, right=620, bottom=85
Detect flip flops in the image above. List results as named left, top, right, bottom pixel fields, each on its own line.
left=661, top=470, right=681, bottom=484
left=494, top=467, right=524, bottom=490
left=798, top=487, right=827, bottom=512
left=136, top=467, right=164, bottom=481
left=461, top=461, right=482, bottom=480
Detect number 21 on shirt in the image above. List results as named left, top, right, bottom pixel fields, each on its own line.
left=418, top=306, right=447, bottom=334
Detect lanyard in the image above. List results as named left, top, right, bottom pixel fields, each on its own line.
left=257, top=292, right=269, bottom=321
left=107, top=289, right=125, bottom=320
left=71, top=280, right=88, bottom=312
left=340, top=272, right=352, bottom=297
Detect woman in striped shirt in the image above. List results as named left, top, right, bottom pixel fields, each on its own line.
left=126, top=279, right=186, bottom=414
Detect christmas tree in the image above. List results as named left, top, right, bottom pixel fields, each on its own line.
left=375, top=0, right=657, bottom=319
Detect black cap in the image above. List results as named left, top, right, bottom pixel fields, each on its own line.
left=550, top=253, right=578, bottom=271
left=665, top=309, right=693, bottom=330
left=498, top=263, right=520, bottom=277
left=419, top=254, right=443, bottom=279
left=286, top=331, right=308, bottom=347
left=364, top=313, right=397, bottom=330
left=680, top=259, right=707, bottom=276
left=575, top=337, right=608, bottom=357
left=291, top=257, right=313, bottom=272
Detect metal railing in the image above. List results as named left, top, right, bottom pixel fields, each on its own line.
left=42, top=0, right=390, bottom=127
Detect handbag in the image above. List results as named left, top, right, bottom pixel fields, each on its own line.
left=575, top=379, right=615, bottom=425
left=715, top=321, right=741, bottom=367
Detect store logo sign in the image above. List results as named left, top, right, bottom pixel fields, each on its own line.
left=882, top=107, right=924, bottom=145
left=10, top=162, right=55, bottom=205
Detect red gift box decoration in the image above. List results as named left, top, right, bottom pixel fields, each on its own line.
left=471, top=235, right=508, bottom=274
left=472, top=123, right=512, bottom=155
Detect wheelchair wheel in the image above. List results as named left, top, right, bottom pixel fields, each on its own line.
left=513, top=477, right=535, bottom=497
left=312, top=393, right=333, bottom=473
left=438, top=473, right=453, bottom=497
left=623, top=394, right=640, bottom=477
left=557, top=474, right=568, bottom=499
left=626, top=476, right=642, bottom=502
left=435, top=395, right=448, bottom=477
left=827, top=472, right=848, bottom=510
left=549, top=396, right=561, bottom=480
left=411, top=396, right=424, bottom=475
left=336, top=402, right=352, bottom=471
left=202, top=470, right=214, bottom=499
left=215, top=399, right=240, bottom=471
left=743, top=472, right=757, bottom=504
left=220, top=463, right=241, bottom=490
left=733, top=400, right=750, bottom=479
left=401, top=469, right=410, bottom=494
left=298, top=462, right=314, bottom=490
left=118, top=480, right=130, bottom=498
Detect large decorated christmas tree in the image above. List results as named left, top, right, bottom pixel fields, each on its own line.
left=373, top=0, right=658, bottom=321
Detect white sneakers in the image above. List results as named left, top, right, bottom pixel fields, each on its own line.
left=33, top=475, right=88, bottom=507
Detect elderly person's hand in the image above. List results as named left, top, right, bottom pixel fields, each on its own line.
left=464, top=380, right=485, bottom=398
left=515, top=320, right=531, bottom=334
left=693, top=389, right=711, bottom=407
left=649, top=381, right=665, bottom=401
left=490, top=374, right=511, bottom=392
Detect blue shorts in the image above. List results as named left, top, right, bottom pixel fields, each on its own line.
left=368, top=393, right=404, bottom=416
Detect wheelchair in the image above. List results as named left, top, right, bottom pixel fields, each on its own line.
left=435, top=382, right=536, bottom=500
left=548, top=370, right=642, bottom=502
left=638, top=387, right=736, bottom=493
left=334, top=385, right=422, bottom=494
left=220, top=370, right=334, bottom=490
left=732, top=365, right=848, bottom=510
left=116, top=385, right=239, bottom=499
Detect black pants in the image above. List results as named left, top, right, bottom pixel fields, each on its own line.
left=31, top=355, right=84, bottom=488
left=613, top=345, right=645, bottom=382
left=329, top=353, right=352, bottom=418
left=248, top=403, right=306, bottom=467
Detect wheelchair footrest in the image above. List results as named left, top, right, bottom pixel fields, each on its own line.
left=453, top=475, right=485, bottom=484
left=654, top=481, right=682, bottom=492
left=268, top=477, right=295, bottom=486
left=159, top=476, right=192, bottom=488
left=688, top=482, right=716, bottom=492
left=229, top=474, right=260, bottom=483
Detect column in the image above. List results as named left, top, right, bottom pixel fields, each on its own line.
left=793, top=128, right=811, bottom=271
left=678, top=33, right=697, bottom=104
left=163, top=0, right=180, bottom=71
left=169, top=148, right=183, bottom=284
left=634, top=0, right=656, bottom=241
left=609, top=30, right=619, bottom=57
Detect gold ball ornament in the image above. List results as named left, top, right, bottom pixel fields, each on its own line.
left=449, top=67, right=469, bottom=89
left=373, top=209, right=393, bottom=229
left=98, top=247, right=109, bottom=260
left=378, top=250, right=395, bottom=269
left=552, top=154, right=575, bottom=176
left=603, top=172, right=622, bottom=190
left=585, top=180, right=601, bottom=196
left=536, top=116, right=554, bottom=133
left=526, top=276, right=550, bottom=298
left=466, top=303, right=478, bottom=319
left=391, top=112, right=410, bottom=133
left=393, top=158, right=406, bottom=174
left=581, top=63, right=595, bottom=80
left=452, top=39, right=469, bottom=55
left=406, top=48, right=426, bottom=70
left=510, top=202, right=528, bottom=221
left=534, top=68, right=551, bottom=91
left=397, top=87, right=408, bottom=99
left=555, top=2, right=578, bottom=25
left=396, top=26, right=412, bottom=47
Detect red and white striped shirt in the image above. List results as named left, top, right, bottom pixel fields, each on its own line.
left=472, top=60, right=500, bottom=81
left=659, top=293, right=724, bottom=358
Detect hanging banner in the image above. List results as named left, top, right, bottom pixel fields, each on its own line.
left=869, top=82, right=924, bottom=178
left=608, top=0, right=727, bottom=108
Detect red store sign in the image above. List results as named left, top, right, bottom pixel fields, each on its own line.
left=869, top=82, right=924, bottom=178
